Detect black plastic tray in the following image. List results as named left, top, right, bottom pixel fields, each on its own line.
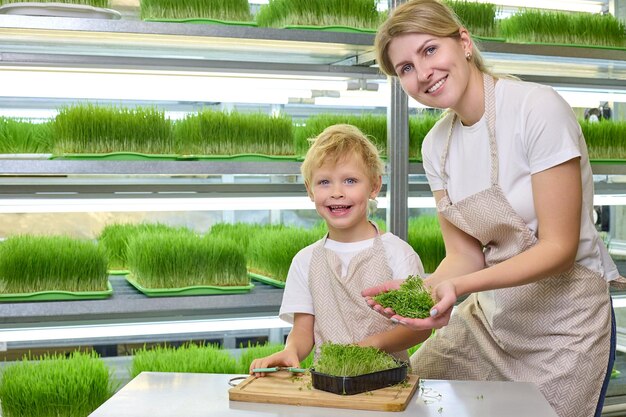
left=310, top=362, right=408, bottom=395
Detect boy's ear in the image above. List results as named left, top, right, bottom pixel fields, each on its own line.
left=370, top=175, right=383, bottom=199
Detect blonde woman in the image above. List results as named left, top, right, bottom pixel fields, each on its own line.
left=362, top=1, right=617, bottom=416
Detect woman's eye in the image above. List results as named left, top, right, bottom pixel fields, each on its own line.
left=400, top=64, right=413, bottom=74
left=425, top=46, right=436, bottom=55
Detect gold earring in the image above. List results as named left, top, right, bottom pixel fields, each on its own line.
left=465, top=51, right=472, bottom=60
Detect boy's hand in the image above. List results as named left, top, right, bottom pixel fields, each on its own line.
left=249, top=350, right=300, bottom=377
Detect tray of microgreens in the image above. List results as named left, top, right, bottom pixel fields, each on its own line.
left=372, top=275, right=434, bottom=319
left=125, top=229, right=253, bottom=297
left=0, top=235, right=111, bottom=302
left=310, top=343, right=408, bottom=395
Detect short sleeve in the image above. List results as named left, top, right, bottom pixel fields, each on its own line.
left=421, top=115, right=453, bottom=192
left=278, top=247, right=314, bottom=324
left=522, top=85, right=582, bottom=174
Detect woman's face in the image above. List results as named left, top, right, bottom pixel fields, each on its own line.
left=387, top=31, right=473, bottom=112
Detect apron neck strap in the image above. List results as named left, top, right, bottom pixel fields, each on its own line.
left=440, top=73, right=499, bottom=189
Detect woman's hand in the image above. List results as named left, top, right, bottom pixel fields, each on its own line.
left=362, top=278, right=458, bottom=331
left=249, top=350, right=300, bottom=377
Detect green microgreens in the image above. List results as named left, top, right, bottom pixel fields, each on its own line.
left=247, top=226, right=323, bottom=282
left=0, top=351, right=116, bottom=417
left=0, top=235, right=109, bottom=293
left=314, top=343, right=399, bottom=377
left=372, top=275, right=434, bottom=319
left=140, top=0, right=252, bottom=21
left=130, top=342, right=239, bottom=377
left=127, top=229, right=249, bottom=288
left=580, top=120, right=626, bottom=160
left=174, top=110, right=294, bottom=156
left=446, top=0, right=498, bottom=38
left=0, top=118, right=52, bottom=154
left=407, top=216, right=445, bottom=274
left=255, top=0, right=382, bottom=30
left=53, top=104, right=173, bottom=154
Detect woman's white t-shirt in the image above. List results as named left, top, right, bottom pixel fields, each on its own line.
left=422, top=78, right=618, bottom=281
left=279, top=233, right=425, bottom=323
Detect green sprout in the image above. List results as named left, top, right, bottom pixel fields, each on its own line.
left=372, top=275, right=434, bottom=319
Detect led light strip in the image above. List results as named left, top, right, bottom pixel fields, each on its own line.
left=0, top=316, right=290, bottom=344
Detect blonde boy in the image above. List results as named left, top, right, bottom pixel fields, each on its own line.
left=250, top=124, right=428, bottom=375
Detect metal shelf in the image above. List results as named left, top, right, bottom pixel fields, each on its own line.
left=1, top=16, right=626, bottom=87
left=1, top=158, right=625, bottom=176
left=0, top=276, right=284, bottom=326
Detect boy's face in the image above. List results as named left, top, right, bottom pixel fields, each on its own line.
left=306, top=154, right=381, bottom=242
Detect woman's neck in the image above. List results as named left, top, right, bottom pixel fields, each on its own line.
left=454, top=68, right=486, bottom=126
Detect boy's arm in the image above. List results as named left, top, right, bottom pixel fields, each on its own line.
left=250, top=313, right=315, bottom=376
left=284, top=313, right=315, bottom=361
left=357, top=325, right=430, bottom=353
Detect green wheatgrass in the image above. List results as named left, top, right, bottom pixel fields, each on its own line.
left=210, top=222, right=286, bottom=253
left=372, top=275, right=434, bottom=319
left=1, top=0, right=109, bottom=6
left=173, top=110, right=294, bottom=156
left=0, top=118, right=52, bottom=154
left=295, top=113, right=440, bottom=160
left=237, top=342, right=285, bottom=373
left=294, top=114, right=387, bottom=157
left=127, top=230, right=249, bottom=288
left=98, top=222, right=192, bottom=271
left=407, top=216, right=445, bottom=274
left=53, top=104, right=173, bottom=154
left=409, top=113, right=441, bottom=161
left=0, top=351, right=115, bottom=417
left=131, top=343, right=238, bottom=378
left=140, top=0, right=252, bottom=21
left=446, top=0, right=498, bottom=38
left=247, top=227, right=323, bottom=282
left=0, top=235, right=109, bottom=293
left=314, top=343, right=399, bottom=377
left=580, top=120, right=626, bottom=160
left=255, top=0, right=382, bottom=29
left=499, top=9, right=626, bottom=48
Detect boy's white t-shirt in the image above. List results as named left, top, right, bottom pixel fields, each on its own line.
left=279, top=233, right=425, bottom=324
left=422, top=78, right=618, bottom=281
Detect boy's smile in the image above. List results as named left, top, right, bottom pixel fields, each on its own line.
left=307, top=153, right=380, bottom=242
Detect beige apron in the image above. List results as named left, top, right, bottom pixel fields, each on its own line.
left=308, top=226, right=409, bottom=362
left=411, top=74, right=612, bottom=417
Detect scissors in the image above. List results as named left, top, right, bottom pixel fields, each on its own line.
left=251, top=366, right=308, bottom=373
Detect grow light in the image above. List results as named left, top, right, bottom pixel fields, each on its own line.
left=0, top=196, right=438, bottom=213
left=0, top=316, right=290, bottom=348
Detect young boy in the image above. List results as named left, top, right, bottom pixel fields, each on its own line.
left=250, top=124, right=428, bottom=375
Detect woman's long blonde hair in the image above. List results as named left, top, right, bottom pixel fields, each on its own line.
left=375, top=0, right=490, bottom=77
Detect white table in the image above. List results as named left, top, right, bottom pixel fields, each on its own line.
left=89, top=372, right=558, bottom=417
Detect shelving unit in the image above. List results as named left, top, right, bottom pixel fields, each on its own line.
left=0, top=11, right=626, bottom=411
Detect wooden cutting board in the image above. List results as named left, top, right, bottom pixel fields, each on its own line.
left=228, top=371, right=419, bottom=412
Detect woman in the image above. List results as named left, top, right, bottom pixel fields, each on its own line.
left=362, top=1, right=618, bottom=416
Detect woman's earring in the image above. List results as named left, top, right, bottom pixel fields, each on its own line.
left=465, top=51, right=472, bottom=60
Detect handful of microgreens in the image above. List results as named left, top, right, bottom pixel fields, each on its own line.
left=372, top=275, right=434, bottom=319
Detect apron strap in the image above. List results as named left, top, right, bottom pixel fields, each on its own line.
left=440, top=73, right=499, bottom=189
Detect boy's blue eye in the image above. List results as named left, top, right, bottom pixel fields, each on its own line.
left=318, top=179, right=329, bottom=185
left=345, top=178, right=357, bottom=185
